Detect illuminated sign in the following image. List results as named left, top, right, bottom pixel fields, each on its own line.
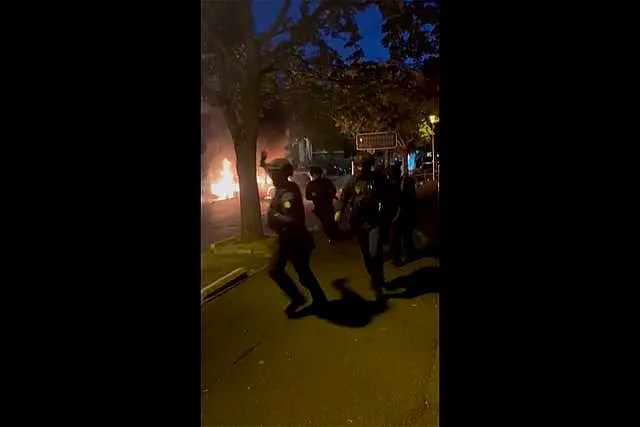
left=356, top=132, right=397, bottom=150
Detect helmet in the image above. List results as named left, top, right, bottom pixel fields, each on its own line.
left=265, top=157, right=292, bottom=171
left=354, top=152, right=374, bottom=167
left=264, top=158, right=293, bottom=180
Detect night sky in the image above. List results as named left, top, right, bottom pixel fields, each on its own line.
left=203, top=2, right=390, bottom=174
left=252, top=0, right=389, bottom=61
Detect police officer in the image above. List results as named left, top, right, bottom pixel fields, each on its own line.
left=305, top=166, right=341, bottom=243
left=335, top=152, right=394, bottom=301
left=261, top=152, right=328, bottom=317
left=390, top=165, right=419, bottom=266
left=387, top=162, right=403, bottom=246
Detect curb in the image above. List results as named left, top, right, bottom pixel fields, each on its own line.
left=200, top=264, right=269, bottom=305
left=211, top=247, right=272, bottom=257
left=201, top=268, right=249, bottom=303
left=209, top=236, right=237, bottom=251
left=208, top=234, right=277, bottom=254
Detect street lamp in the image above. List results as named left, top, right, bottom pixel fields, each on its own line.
left=429, top=115, right=439, bottom=182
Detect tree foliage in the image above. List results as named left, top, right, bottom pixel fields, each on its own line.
left=202, top=0, right=369, bottom=240
left=288, top=0, right=441, bottom=150
left=376, top=0, right=440, bottom=62
left=201, top=0, right=439, bottom=240
left=306, top=58, right=439, bottom=150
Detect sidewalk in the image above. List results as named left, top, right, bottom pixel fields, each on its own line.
left=201, top=236, right=275, bottom=289
left=201, top=225, right=440, bottom=425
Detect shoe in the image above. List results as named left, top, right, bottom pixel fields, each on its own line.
left=285, top=297, right=306, bottom=318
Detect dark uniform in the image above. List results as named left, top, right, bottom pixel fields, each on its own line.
left=305, top=166, right=340, bottom=243
left=261, top=155, right=327, bottom=316
left=387, top=163, right=403, bottom=256
left=337, top=152, right=394, bottom=301
left=390, top=170, right=419, bottom=265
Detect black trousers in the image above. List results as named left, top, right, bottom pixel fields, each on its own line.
left=314, top=206, right=340, bottom=240
left=268, top=242, right=326, bottom=303
left=356, top=224, right=386, bottom=289
left=391, top=217, right=417, bottom=262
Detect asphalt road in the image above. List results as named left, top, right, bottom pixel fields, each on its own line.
left=201, top=175, right=351, bottom=251
left=201, top=237, right=440, bottom=426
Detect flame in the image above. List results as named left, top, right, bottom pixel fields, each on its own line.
left=257, top=170, right=273, bottom=188
left=210, top=158, right=239, bottom=201
left=209, top=158, right=275, bottom=202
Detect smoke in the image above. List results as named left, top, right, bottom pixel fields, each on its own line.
left=257, top=129, right=287, bottom=165
left=257, top=104, right=289, bottom=163
left=201, top=103, right=235, bottom=182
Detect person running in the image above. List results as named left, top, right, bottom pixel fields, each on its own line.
left=335, top=152, right=394, bottom=302
left=261, top=152, right=328, bottom=317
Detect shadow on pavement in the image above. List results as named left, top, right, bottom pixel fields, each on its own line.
left=386, top=244, right=439, bottom=267
left=384, top=266, right=441, bottom=299
left=293, top=265, right=441, bottom=326
left=291, top=279, right=387, bottom=327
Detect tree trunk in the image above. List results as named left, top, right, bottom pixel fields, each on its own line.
left=227, top=19, right=263, bottom=241
left=234, top=133, right=263, bottom=241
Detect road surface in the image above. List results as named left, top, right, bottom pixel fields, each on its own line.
left=201, top=236, right=440, bottom=426
left=201, top=175, right=350, bottom=251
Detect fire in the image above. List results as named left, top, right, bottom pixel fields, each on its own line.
left=257, top=170, right=273, bottom=188
left=210, top=158, right=239, bottom=201
left=209, top=158, right=275, bottom=202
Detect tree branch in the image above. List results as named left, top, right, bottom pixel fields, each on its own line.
left=260, top=1, right=329, bottom=72
left=203, top=37, right=241, bottom=74
left=260, top=0, right=292, bottom=45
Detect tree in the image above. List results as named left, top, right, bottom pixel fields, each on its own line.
left=375, top=0, right=440, bottom=147
left=321, top=60, right=437, bottom=146
left=287, top=2, right=441, bottom=163
left=377, top=0, right=440, bottom=63
left=202, top=0, right=368, bottom=241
